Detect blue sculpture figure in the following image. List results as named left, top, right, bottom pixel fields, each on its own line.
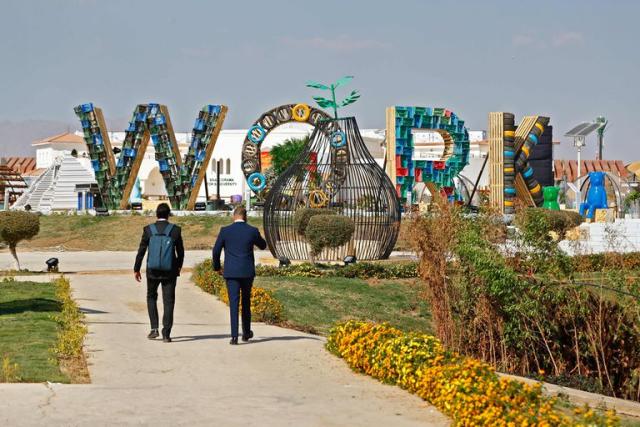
left=579, top=171, right=608, bottom=219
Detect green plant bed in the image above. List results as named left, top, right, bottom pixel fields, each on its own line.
left=0, top=279, right=68, bottom=382
left=255, top=261, right=418, bottom=279
left=255, top=276, right=432, bottom=335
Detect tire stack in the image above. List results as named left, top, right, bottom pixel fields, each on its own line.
left=514, top=117, right=549, bottom=207
left=528, top=125, right=553, bottom=188
left=502, top=113, right=517, bottom=214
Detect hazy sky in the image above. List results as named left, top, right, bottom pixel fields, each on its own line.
left=1, top=0, right=638, bottom=160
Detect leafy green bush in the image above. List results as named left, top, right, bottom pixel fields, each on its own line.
left=269, top=136, right=308, bottom=175
left=0, top=211, right=40, bottom=270
left=306, top=215, right=355, bottom=257
left=293, top=208, right=334, bottom=236
left=515, top=208, right=582, bottom=240
left=409, top=200, right=640, bottom=401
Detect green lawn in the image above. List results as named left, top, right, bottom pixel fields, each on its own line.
left=255, top=276, right=432, bottom=335
left=0, top=279, right=68, bottom=382
left=20, top=214, right=412, bottom=251
left=22, top=214, right=263, bottom=251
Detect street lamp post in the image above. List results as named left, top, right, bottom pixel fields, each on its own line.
left=565, top=122, right=600, bottom=209
left=574, top=136, right=585, bottom=208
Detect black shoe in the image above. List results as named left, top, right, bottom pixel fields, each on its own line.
left=163, top=337, right=172, bottom=343
left=242, top=331, right=254, bottom=342
left=147, top=329, right=159, bottom=340
left=229, top=337, right=238, bottom=345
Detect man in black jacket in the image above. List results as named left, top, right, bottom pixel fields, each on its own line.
left=134, top=203, right=184, bottom=343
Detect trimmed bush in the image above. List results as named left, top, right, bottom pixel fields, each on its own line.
left=328, top=321, right=619, bottom=426
left=293, top=208, right=335, bottom=236
left=0, top=211, right=40, bottom=270
left=305, top=214, right=355, bottom=257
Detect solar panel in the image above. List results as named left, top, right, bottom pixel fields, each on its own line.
left=565, top=122, right=600, bottom=137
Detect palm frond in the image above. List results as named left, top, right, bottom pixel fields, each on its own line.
left=313, top=96, right=336, bottom=109
left=339, top=90, right=360, bottom=107
left=334, top=76, right=354, bottom=88
left=306, top=81, right=330, bottom=90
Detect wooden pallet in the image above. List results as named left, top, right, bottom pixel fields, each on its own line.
left=488, top=112, right=505, bottom=212
left=385, top=106, right=397, bottom=184
left=186, top=105, right=228, bottom=210
left=94, top=108, right=116, bottom=176
left=119, top=130, right=151, bottom=210
left=489, top=113, right=539, bottom=212
left=160, top=105, right=183, bottom=167
left=513, top=116, right=538, bottom=208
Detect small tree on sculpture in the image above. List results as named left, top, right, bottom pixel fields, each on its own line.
left=306, top=76, right=360, bottom=119
left=0, top=211, right=40, bottom=271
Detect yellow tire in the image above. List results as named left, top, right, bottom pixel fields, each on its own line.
left=309, top=189, right=328, bottom=208
left=530, top=184, right=541, bottom=194
left=522, top=146, right=530, bottom=157
left=292, top=104, right=311, bottom=122
left=504, top=130, right=515, bottom=138
left=504, top=200, right=514, bottom=207
left=535, top=122, right=544, bottom=133
left=504, top=167, right=514, bottom=173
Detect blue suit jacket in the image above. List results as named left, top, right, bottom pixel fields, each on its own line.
left=212, top=221, right=267, bottom=278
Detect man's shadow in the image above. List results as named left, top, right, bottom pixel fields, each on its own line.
left=171, top=334, right=321, bottom=343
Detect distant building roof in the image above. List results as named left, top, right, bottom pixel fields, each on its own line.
left=554, top=159, right=629, bottom=182
left=627, top=161, right=640, bottom=179
left=32, top=132, right=84, bottom=146
left=22, top=167, right=46, bottom=177
left=0, top=156, right=37, bottom=174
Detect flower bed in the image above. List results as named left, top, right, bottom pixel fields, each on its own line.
left=53, top=277, right=88, bottom=360
left=192, top=260, right=284, bottom=324
left=327, top=320, right=619, bottom=426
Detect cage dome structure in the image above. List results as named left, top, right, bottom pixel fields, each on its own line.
left=263, top=116, right=401, bottom=261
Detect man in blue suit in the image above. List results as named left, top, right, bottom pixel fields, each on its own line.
left=212, top=206, right=267, bottom=345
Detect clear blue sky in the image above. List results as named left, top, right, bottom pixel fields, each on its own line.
left=0, top=0, right=638, bottom=160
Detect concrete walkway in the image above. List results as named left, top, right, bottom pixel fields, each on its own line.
left=0, top=268, right=448, bottom=426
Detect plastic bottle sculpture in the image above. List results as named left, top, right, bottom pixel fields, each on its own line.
left=579, top=171, right=608, bottom=219
left=542, top=186, right=560, bottom=210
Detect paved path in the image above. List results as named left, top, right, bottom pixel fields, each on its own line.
left=1, top=269, right=447, bottom=426
left=0, top=250, right=417, bottom=273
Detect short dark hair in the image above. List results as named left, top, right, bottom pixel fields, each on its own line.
left=233, top=206, right=247, bottom=221
left=156, top=203, right=171, bottom=219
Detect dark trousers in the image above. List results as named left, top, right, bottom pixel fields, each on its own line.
left=147, top=277, right=176, bottom=336
left=226, top=278, right=253, bottom=338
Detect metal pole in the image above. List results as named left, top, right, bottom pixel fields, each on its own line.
left=467, top=154, right=489, bottom=207
left=576, top=147, right=582, bottom=209
left=204, top=172, right=210, bottom=201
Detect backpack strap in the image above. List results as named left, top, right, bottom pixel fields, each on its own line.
left=149, top=224, right=159, bottom=236
left=164, top=223, right=174, bottom=236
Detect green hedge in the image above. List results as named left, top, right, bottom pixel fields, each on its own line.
left=571, top=252, right=640, bottom=272
left=255, top=261, right=418, bottom=279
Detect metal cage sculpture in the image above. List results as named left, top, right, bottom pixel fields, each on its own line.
left=264, top=116, right=401, bottom=261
